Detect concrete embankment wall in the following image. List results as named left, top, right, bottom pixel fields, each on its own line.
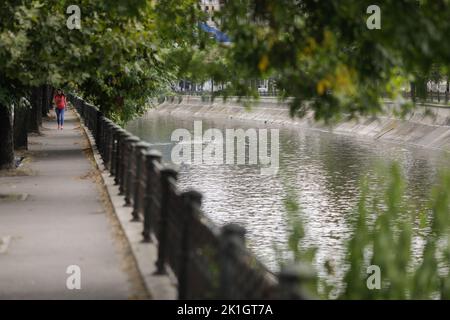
left=154, top=95, right=450, bottom=151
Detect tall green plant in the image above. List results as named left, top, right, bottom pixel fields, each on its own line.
left=284, top=163, right=450, bottom=299
left=340, top=163, right=450, bottom=299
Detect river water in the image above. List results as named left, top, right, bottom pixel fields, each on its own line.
left=126, top=110, right=449, bottom=292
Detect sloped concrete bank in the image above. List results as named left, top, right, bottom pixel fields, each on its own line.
left=153, top=95, right=450, bottom=151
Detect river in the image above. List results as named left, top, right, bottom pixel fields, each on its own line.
left=126, top=109, right=449, bottom=293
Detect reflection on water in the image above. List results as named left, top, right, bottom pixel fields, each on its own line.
left=126, top=111, right=449, bottom=288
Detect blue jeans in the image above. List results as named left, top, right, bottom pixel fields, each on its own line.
left=56, top=108, right=65, bottom=126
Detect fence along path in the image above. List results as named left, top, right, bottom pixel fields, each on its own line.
left=69, top=94, right=311, bottom=300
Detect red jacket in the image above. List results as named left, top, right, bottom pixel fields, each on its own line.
left=54, top=94, right=66, bottom=109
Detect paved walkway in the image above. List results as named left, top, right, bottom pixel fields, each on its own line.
left=0, top=109, right=145, bottom=299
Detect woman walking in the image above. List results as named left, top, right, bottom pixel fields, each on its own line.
left=53, top=89, right=67, bottom=130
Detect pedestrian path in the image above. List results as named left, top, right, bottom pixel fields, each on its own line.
left=0, top=109, right=145, bottom=299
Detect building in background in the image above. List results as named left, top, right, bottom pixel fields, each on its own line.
left=200, top=0, right=222, bottom=27
left=198, top=0, right=229, bottom=43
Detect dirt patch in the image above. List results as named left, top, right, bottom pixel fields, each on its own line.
left=16, top=149, right=33, bottom=158
left=81, top=147, right=92, bottom=156
left=77, top=169, right=98, bottom=180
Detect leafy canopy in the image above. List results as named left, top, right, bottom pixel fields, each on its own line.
left=0, top=0, right=201, bottom=121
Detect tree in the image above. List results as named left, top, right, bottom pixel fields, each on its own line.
left=14, top=98, right=30, bottom=150
left=0, top=75, right=26, bottom=168
left=28, top=86, right=42, bottom=133
left=219, top=1, right=450, bottom=122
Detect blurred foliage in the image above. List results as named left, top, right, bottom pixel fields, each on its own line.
left=281, top=189, right=320, bottom=297
left=218, top=0, right=450, bottom=122
left=341, top=163, right=450, bottom=299
left=3, top=0, right=450, bottom=299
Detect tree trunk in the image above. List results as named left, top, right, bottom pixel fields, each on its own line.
left=29, top=86, right=42, bottom=132
left=14, top=103, right=29, bottom=150
left=48, top=86, right=54, bottom=107
left=0, top=104, right=15, bottom=169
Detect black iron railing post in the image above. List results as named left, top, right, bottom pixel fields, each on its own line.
left=219, top=223, right=246, bottom=299
left=130, top=141, right=151, bottom=220
left=90, top=107, right=94, bottom=132
left=81, top=102, right=86, bottom=122
left=178, top=190, right=203, bottom=300
left=69, top=94, right=292, bottom=301
left=87, top=105, right=91, bottom=128
left=155, top=167, right=178, bottom=274
left=277, top=263, right=315, bottom=300
left=92, top=107, right=97, bottom=136
left=91, top=108, right=95, bottom=132
left=121, top=135, right=140, bottom=197
left=97, top=113, right=103, bottom=156
left=85, top=104, right=92, bottom=130
left=142, top=149, right=162, bottom=242
left=99, top=117, right=106, bottom=159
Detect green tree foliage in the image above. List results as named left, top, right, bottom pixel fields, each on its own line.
left=219, top=0, right=450, bottom=122
left=164, top=43, right=233, bottom=93
left=0, top=0, right=203, bottom=167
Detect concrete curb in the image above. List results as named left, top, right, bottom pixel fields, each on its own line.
left=73, top=108, right=177, bottom=300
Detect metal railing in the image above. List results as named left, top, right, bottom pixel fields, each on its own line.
left=68, top=94, right=312, bottom=300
